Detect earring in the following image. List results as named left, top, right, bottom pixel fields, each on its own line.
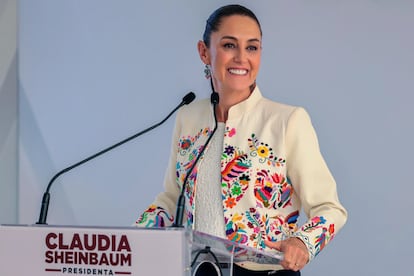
left=204, top=64, right=211, bottom=79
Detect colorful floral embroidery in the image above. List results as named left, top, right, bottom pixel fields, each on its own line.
left=178, top=128, right=211, bottom=156
left=224, top=197, right=237, bottom=208
left=135, top=205, right=173, bottom=227
left=314, top=224, right=335, bottom=252
left=275, top=176, right=293, bottom=209
left=176, top=127, right=212, bottom=225
left=223, top=208, right=300, bottom=249
left=253, top=169, right=292, bottom=209
left=225, top=213, right=249, bottom=244
left=285, top=211, right=300, bottom=230
left=225, top=126, right=236, bottom=137
left=219, top=131, right=296, bottom=250
left=221, top=152, right=251, bottom=208
left=245, top=208, right=266, bottom=248
left=299, top=216, right=336, bottom=256
left=222, top=154, right=250, bottom=182
left=224, top=145, right=235, bottom=155
left=266, top=211, right=299, bottom=241
left=254, top=170, right=275, bottom=208
left=248, top=133, right=286, bottom=167
left=302, top=216, right=327, bottom=232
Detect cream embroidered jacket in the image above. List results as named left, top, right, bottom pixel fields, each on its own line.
left=134, top=87, right=347, bottom=261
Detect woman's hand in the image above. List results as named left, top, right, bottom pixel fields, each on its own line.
left=265, top=237, right=309, bottom=271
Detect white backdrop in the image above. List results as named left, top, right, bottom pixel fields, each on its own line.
left=18, top=1, right=414, bottom=275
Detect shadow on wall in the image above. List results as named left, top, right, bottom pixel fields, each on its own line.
left=0, top=52, right=17, bottom=146
left=0, top=1, right=9, bottom=19
left=0, top=49, right=17, bottom=223
left=18, top=79, right=76, bottom=224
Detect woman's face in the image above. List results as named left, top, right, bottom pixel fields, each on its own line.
left=200, top=15, right=262, bottom=94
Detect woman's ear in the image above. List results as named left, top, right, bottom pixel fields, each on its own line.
left=197, top=40, right=210, bottom=65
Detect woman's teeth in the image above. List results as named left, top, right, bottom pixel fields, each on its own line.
left=228, top=69, right=247, bottom=75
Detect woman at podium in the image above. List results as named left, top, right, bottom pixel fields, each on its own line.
left=134, top=4, right=347, bottom=276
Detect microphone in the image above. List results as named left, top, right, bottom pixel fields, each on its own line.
left=36, top=92, right=196, bottom=225
left=172, top=92, right=219, bottom=227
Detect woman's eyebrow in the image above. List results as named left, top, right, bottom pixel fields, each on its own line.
left=221, top=35, right=261, bottom=43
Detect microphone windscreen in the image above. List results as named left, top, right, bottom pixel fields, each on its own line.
left=210, top=92, right=219, bottom=104
left=182, top=92, right=196, bottom=105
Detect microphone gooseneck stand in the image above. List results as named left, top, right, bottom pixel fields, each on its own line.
left=172, top=91, right=219, bottom=228
left=171, top=90, right=223, bottom=275
left=36, top=92, right=196, bottom=225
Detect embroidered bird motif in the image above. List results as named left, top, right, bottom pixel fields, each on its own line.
left=222, top=154, right=250, bottom=182
left=254, top=170, right=274, bottom=207
left=277, top=182, right=293, bottom=208
left=285, top=211, right=299, bottom=229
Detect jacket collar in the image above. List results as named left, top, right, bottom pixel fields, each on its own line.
left=227, top=86, right=263, bottom=121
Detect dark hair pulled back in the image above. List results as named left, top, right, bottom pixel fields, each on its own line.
left=203, top=4, right=262, bottom=48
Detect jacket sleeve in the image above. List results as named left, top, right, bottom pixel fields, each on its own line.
left=132, top=113, right=183, bottom=227
left=285, top=107, right=347, bottom=260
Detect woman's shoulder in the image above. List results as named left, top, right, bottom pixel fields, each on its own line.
left=263, top=97, right=297, bottom=109
left=176, top=97, right=212, bottom=124
left=259, top=95, right=304, bottom=119
left=180, top=97, right=210, bottom=114
left=254, top=92, right=315, bottom=129
left=254, top=86, right=301, bottom=115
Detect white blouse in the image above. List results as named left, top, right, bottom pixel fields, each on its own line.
left=194, top=122, right=226, bottom=239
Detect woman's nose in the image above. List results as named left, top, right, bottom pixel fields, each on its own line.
left=234, top=49, right=247, bottom=63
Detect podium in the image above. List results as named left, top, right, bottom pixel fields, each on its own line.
left=0, top=224, right=283, bottom=276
